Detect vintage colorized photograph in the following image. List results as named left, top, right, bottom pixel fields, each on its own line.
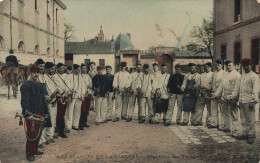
left=0, top=0, right=260, bottom=162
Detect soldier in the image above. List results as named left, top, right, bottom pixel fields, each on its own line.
left=79, top=63, right=92, bottom=130
left=194, top=62, right=213, bottom=127
left=92, top=66, right=110, bottom=125
left=20, top=66, right=50, bottom=161
left=104, top=65, right=114, bottom=121
left=42, top=62, right=58, bottom=144
left=213, top=60, right=240, bottom=138
left=126, top=63, right=143, bottom=122
left=55, top=63, right=69, bottom=138
left=88, top=62, right=97, bottom=111
left=137, top=64, right=155, bottom=123
left=151, top=64, right=170, bottom=124
left=35, top=58, right=45, bottom=83
left=210, top=59, right=226, bottom=130
left=165, top=64, right=185, bottom=126
left=181, top=63, right=200, bottom=126
left=66, top=66, right=72, bottom=74
left=239, top=58, right=259, bottom=144
left=65, top=64, right=85, bottom=131
left=112, top=61, right=131, bottom=122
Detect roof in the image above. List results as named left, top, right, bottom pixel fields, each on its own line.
left=55, top=0, right=67, bottom=10
left=115, top=33, right=138, bottom=51
left=174, top=50, right=211, bottom=58
left=65, top=40, right=115, bottom=54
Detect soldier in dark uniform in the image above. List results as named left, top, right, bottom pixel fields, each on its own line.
left=104, top=65, right=114, bottom=121
left=20, top=66, right=51, bottom=161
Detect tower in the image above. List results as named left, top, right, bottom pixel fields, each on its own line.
left=97, top=25, right=104, bottom=42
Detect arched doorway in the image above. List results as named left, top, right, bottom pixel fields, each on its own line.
left=158, top=54, right=173, bottom=74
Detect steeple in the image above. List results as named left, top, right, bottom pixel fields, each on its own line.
left=97, top=25, right=104, bottom=42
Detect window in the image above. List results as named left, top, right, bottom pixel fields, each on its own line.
left=251, top=39, right=260, bottom=73
left=35, top=45, right=39, bottom=53
left=99, top=59, right=105, bottom=68
left=47, top=47, right=50, bottom=55
left=0, top=35, right=5, bottom=49
left=56, top=49, right=59, bottom=56
left=234, top=42, right=241, bottom=65
left=221, top=45, right=227, bottom=60
left=18, top=41, right=25, bottom=51
left=234, top=0, right=241, bottom=22
left=35, top=0, right=38, bottom=10
left=85, top=59, right=90, bottom=65
left=56, top=8, right=58, bottom=23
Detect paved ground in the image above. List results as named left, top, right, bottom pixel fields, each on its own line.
left=0, top=84, right=260, bottom=163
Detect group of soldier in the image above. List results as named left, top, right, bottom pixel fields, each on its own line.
left=20, top=57, right=259, bottom=161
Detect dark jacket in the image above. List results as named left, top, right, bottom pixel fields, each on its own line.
left=20, top=81, right=51, bottom=127
left=167, top=73, right=184, bottom=94
left=104, top=73, right=114, bottom=92
left=92, top=74, right=110, bottom=97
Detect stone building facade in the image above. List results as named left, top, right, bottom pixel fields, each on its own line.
left=0, top=0, right=66, bottom=65
left=214, top=0, right=260, bottom=73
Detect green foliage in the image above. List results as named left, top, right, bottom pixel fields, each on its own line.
left=64, top=22, right=76, bottom=42
left=190, top=17, right=213, bottom=59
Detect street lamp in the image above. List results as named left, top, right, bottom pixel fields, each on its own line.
left=9, top=0, right=13, bottom=54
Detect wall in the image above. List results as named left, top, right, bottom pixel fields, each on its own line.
left=0, top=0, right=65, bottom=65
left=73, top=54, right=115, bottom=74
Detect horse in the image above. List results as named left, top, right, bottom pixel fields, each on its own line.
left=1, top=65, right=19, bottom=99
left=19, top=64, right=31, bottom=83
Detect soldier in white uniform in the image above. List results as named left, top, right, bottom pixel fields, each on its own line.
left=126, top=64, right=143, bottom=122
left=213, top=60, right=240, bottom=138
left=88, top=62, right=97, bottom=111
left=65, top=64, right=85, bottom=131
left=210, top=59, right=226, bottom=129
left=194, top=62, right=213, bottom=126
left=152, top=64, right=170, bottom=124
left=112, top=61, right=131, bottom=122
left=136, top=64, right=155, bottom=123
left=239, top=58, right=259, bottom=144
left=42, top=62, right=59, bottom=144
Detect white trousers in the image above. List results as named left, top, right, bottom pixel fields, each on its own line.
left=95, top=96, right=108, bottom=123
left=65, top=98, right=82, bottom=129
left=166, top=94, right=183, bottom=123
left=106, top=92, right=114, bottom=119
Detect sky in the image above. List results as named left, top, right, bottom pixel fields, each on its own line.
left=63, top=0, right=213, bottom=50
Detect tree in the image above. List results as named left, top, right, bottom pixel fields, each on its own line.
left=64, top=22, right=76, bottom=42
left=190, top=17, right=213, bottom=61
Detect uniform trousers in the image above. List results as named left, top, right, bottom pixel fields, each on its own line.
left=25, top=116, right=43, bottom=158
left=95, top=96, right=108, bottom=123
left=115, top=92, right=129, bottom=118
left=183, top=111, right=196, bottom=124
left=194, top=96, right=211, bottom=125
left=166, top=94, right=183, bottom=124
left=240, top=103, right=256, bottom=138
left=79, top=95, right=92, bottom=128
left=140, top=97, right=153, bottom=120
left=128, top=94, right=141, bottom=118
left=66, top=98, right=82, bottom=129
left=221, top=101, right=239, bottom=136
left=40, top=104, right=56, bottom=143
left=56, top=101, right=67, bottom=134
left=106, top=92, right=114, bottom=120
left=211, top=100, right=224, bottom=128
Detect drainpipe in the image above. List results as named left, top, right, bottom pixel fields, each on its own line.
left=53, top=0, right=55, bottom=63
left=9, top=0, right=13, bottom=54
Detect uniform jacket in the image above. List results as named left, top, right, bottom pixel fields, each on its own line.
left=212, top=69, right=227, bottom=93
left=68, top=73, right=85, bottom=99
left=113, top=71, right=131, bottom=94
left=155, top=73, right=170, bottom=99
left=104, top=73, right=114, bottom=93
left=136, top=73, right=156, bottom=98
left=92, top=74, right=110, bottom=97
left=167, top=73, right=184, bottom=94
left=181, top=72, right=201, bottom=91
left=215, top=69, right=241, bottom=100
left=200, top=71, right=213, bottom=90
left=129, top=72, right=143, bottom=95
left=239, top=71, right=259, bottom=104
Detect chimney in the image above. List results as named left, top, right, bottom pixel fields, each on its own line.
left=127, top=33, right=131, bottom=40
